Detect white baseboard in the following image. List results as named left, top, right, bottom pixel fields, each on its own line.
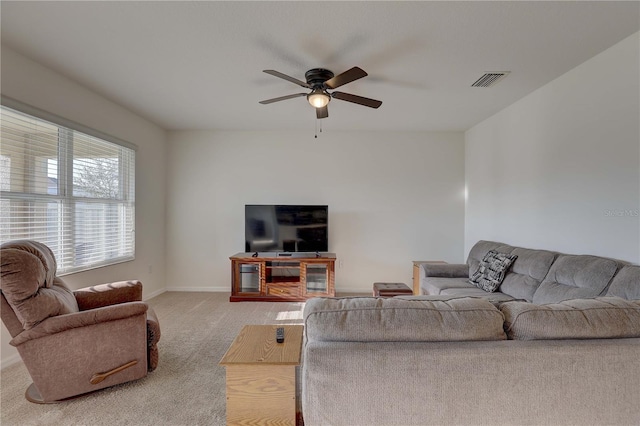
left=165, top=286, right=229, bottom=293
left=1, top=353, right=22, bottom=370
left=143, top=288, right=166, bottom=301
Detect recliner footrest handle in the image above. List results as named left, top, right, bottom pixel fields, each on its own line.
left=90, top=360, right=138, bottom=385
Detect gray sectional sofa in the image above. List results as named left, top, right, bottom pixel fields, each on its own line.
left=301, top=241, right=640, bottom=425
left=420, top=240, right=639, bottom=303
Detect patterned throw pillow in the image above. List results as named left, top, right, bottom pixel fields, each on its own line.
left=469, top=250, right=518, bottom=292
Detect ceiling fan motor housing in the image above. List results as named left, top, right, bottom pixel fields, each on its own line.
left=305, top=68, right=334, bottom=88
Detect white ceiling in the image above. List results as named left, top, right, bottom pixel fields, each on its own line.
left=1, top=1, right=638, bottom=132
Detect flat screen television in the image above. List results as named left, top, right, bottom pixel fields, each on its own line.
left=245, top=205, right=328, bottom=253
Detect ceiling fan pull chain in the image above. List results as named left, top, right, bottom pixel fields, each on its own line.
left=315, top=119, right=318, bottom=139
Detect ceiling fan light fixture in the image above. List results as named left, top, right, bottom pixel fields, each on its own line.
left=307, top=89, right=330, bottom=108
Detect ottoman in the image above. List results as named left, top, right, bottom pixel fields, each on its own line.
left=373, top=282, right=413, bottom=297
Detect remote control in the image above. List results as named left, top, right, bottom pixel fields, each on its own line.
left=276, top=327, right=285, bottom=343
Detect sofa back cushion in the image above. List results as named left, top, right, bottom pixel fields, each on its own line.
left=0, top=242, right=78, bottom=330
left=606, top=265, right=640, bottom=300
left=304, top=297, right=506, bottom=342
left=532, top=255, right=618, bottom=305
left=501, top=297, right=640, bottom=340
left=466, top=240, right=514, bottom=278
left=499, top=247, right=556, bottom=302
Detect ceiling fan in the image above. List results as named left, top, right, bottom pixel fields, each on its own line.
left=259, top=67, right=382, bottom=119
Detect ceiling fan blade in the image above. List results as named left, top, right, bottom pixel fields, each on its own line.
left=259, top=93, right=307, bottom=104
left=324, top=66, right=368, bottom=89
left=263, top=70, right=311, bottom=88
left=331, top=91, right=382, bottom=109
left=316, top=106, right=328, bottom=119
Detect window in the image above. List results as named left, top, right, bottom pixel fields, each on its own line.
left=0, top=103, right=136, bottom=274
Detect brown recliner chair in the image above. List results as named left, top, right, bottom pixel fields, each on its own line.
left=0, top=240, right=160, bottom=403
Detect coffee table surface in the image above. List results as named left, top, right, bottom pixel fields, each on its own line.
left=220, top=324, right=303, bottom=366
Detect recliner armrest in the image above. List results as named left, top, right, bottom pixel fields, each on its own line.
left=10, top=301, right=148, bottom=346
left=421, top=263, right=469, bottom=278
left=74, top=280, right=143, bottom=311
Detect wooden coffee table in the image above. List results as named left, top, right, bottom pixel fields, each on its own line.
left=219, top=324, right=304, bottom=425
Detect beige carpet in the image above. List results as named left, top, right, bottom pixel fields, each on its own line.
left=0, top=292, right=307, bottom=426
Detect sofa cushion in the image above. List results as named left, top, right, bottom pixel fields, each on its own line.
left=469, top=250, right=518, bottom=292
left=532, top=255, right=618, bottom=305
left=466, top=240, right=514, bottom=278
left=606, top=265, right=640, bottom=300
left=501, top=297, right=640, bottom=340
left=304, top=297, right=506, bottom=342
left=0, top=247, right=78, bottom=329
left=439, top=287, right=516, bottom=303
left=422, top=277, right=472, bottom=295
left=499, top=247, right=556, bottom=302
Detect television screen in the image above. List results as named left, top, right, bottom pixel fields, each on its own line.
left=245, top=205, right=328, bottom=253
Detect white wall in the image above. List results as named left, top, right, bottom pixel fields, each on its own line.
left=465, top=32, right=640, bottom=263
left=166, top=130, right=466, bottom=293
left=1, top=46, right=168, bottom=368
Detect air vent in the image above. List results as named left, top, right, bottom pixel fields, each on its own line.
left=471, top=72, right=510, bottom=87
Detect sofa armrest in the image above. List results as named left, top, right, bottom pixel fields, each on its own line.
left=74, top=280, right=143, bottom=311
left=10, top=301, right=148, bottom=346
left=421, top=263, right=469, bottom=278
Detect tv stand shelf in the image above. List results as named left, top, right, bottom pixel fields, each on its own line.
left=230, top=252, right=336, bottom=302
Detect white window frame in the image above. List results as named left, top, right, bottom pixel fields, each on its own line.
left=0, top=96, right=137, bottom=275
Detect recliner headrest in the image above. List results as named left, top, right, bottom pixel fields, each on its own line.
left=0, top=240, right=57, bottom=287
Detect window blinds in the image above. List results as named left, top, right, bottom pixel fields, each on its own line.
left=0, top=105, right=135, bottom=275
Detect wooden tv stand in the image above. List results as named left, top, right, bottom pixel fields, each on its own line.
left=230, top=252, right=336, bottom=302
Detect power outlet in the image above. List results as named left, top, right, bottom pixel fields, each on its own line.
left=148, top=265, right=153, bottom=274
left=338, top=260, right=344, bottom=269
